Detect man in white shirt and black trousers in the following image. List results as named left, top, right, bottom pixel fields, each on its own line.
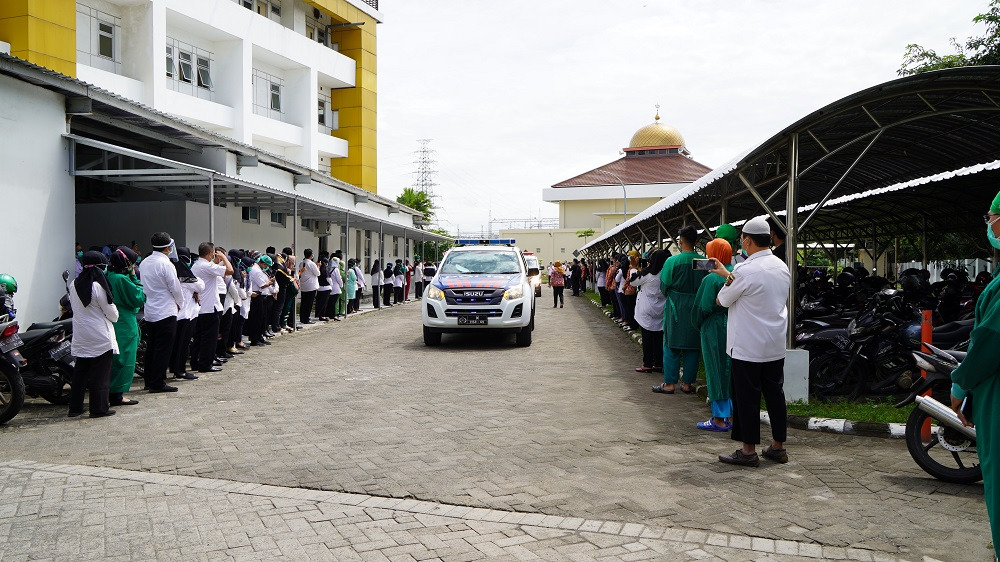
left=138, top=232, right=185, bottom=393
left=190, top=242, right=233, bottom=373
left=707, top=216, right=791, bottom=467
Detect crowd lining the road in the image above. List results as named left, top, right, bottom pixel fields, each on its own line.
left=65, top=231, right=435, bottom=418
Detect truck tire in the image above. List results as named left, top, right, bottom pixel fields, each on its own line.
left=423, top=326, right=442, bottom=347
left=515, top=325, right=532, bottom=347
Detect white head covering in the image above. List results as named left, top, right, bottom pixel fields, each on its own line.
left=742, top=216, right=770, bottom=235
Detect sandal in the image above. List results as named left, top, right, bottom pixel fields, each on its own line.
left=651, top=385, right=674, bottom=394
left=696, top=419, right=731, bottom=432
left=680, top=384, right=695, bottom=394
left=635, top=366, right=653, bottom=373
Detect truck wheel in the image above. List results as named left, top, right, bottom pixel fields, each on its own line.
left=423, top=326, right=442, bottom=347
left=515, top=325, right=533, bottom=347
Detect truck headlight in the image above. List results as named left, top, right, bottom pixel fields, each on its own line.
left=503, top=286, right=524, bottom=300
left=426, top=286, right=445, bottom=301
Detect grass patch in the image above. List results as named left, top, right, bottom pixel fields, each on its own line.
left=784, top=398, right=910, bottom=424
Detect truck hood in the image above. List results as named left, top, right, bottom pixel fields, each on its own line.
left=434, top=274, right=520, bottom=290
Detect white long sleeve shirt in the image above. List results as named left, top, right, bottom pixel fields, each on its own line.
left=632, top=273, right=667, bottom=332
left=249, top=264, right=270, bottom=294
left=191, top=257, right=227, bottom=314
left=178, top=277, right=205, bottom=321
left=299, top=259, right=320, bottom=292
left=717, top=249, right=790, bottom=363
left=137, top=251, right=184, bottom=322
left=69, top=282, right=119, bottom=358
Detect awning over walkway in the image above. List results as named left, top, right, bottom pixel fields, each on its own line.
left=67, top=134, right=449, bottom=245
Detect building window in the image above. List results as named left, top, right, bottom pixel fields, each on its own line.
left=252, top=68, right=286, bottom=122
left=271, top=211, right=286, bottom=227
left=318, top=90, right=338, bottom=134
left=560, top=248, right=565, bottom=253
left=76, top=5, right=122, bottom=74
left=364, top=230, right=372, bottom=261
left=301, top=218, right=314, bottom=231
left=242, top=206, right=260, bottom=224
left=166, top=38, right=214, bottom=101
left=394, top=237, right=400, bottom=257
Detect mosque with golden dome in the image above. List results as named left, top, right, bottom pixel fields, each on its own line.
left=500, top=110, right=712, bottom=264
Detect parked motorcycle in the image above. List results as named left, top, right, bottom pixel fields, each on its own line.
left=0, top=314, right=26, bottom=425
left=17, top=319, right=74, bottom=404
left=896, top=344, right=980, bottom=484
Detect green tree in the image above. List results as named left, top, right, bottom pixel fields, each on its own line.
left=899, top=1, right=1000, bottom=75
left=576, top=228, right=595, bottom=244
left=414, top=227, right=453, bottom=262
left=396, top=188, right=434, bottom=222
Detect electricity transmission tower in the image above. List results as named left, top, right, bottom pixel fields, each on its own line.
left=412, top=139, right=438, bottom=198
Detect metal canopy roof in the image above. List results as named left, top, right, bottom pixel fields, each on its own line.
left=68, top=134, right=449, bottom=242
left=582, top=66, right=1000, bottom=254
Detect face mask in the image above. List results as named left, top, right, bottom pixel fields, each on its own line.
left=76, top=251, right=83, bottom=259
left=988, top=219, right=1000, bottom=250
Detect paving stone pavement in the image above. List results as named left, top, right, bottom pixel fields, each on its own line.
left=0, top=297, right=990, bottom=561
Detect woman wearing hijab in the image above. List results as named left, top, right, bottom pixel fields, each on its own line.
left=549, top=261, right=566, bottom=308
left=169, top=248, right=205, bottom=380
left=68, top=251, right=120, bottom=418
left=382, top=262, right=394, bottom=307
left=631, top=250, right=670, bottom=373
left=315, top=255, right=332, bottom=321
left=346, top=259, right=358, bottom=313
left=393, top=259, right=405, bottom=304
left=369, top=259, right=382, bottom=309
left=692, top=237, right=735, bottom=431
left=106, top=247, right=145, bottom=407
left=620, top=252, right=640, bottom=331
left=327, top=254, right=344, bottom=321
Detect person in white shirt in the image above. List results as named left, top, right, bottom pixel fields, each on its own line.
left=709, top=216, right=791, bottom=467
left=247, top=255, right=274, bottom=346
left=168, top=247, right=205, bottom=381
left=393, top=259, right=405, bottom=304
left=369, top=259, right=383, bottom=309
left=352, top=259, right=366, bottom=311
left=137, top=232, right=185, bottom=393
left=68, top=251, right=120, bottom=418
left=631, top=250, right=669, bottom=373
left=316, top=254, right=333, bottom=321
left=190, top=243, right=232, bottom=373
left=298, top=249, right=320, bottom=324
left=329, top=255, right=344, bottom=320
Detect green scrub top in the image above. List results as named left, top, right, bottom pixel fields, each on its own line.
left=660, top=250, right=707, bottom=350
left=692, top=265, right=733, bottom=402
left=106, top=271, right=145, bottom=394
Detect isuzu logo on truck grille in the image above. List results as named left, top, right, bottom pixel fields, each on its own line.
left=465, top=291, right=487, bottom=297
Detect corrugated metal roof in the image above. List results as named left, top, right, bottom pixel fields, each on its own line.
left=552, top=155, right=712, bottom=187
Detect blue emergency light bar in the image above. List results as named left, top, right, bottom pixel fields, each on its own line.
left=454, top=239, right=516, bottom=245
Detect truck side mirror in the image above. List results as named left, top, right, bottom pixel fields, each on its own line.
left=527, top=267, right=540, bottom=277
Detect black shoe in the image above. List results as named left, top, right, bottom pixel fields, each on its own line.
left=110, top=399, right=139, bottom=406
left=719, top=449, right=760, bottom=467
left=249, top=341, right=265, bottom=347
left=261, top=340, right=272, bottom=345
left=762, top=446, right=789, bottom=464
left=213, top=359, right=224, bottom=366
left=198, top=367, right=222, bottom=373
left=174, top=372, right=199, bottom=380
left=220, top=352, right=235, bottom=359
left=148, top=385, right=178, bottom=393
left=67, top=410, right=83, bottom=418
left=89, top=410, right=116, bottom=418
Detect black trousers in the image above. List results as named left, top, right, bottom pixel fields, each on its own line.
left=609, top=288, right=621, bottom=318
left=326, top=291, right=340, bottom=318
left=272, top=287, right=286, bottom=330
left=299, top=290, right=316, bottom=323
left=571, top=277, right=580, bottom=296
left=192, top=311, right=220, bottom=372
left=622, top=293, right=638, bottom=328
left=552, top=286, right=564, bottom=306
left=231, top=312, right=245, bottom=346
left=731, top=358, right=787, bottom=445
left=641, top=328, right=663, bottom=368
left=218, top=308, right=234, bottom=353
left=144, top=316, right=177, bottom=389
left=247, top=296, right=266, bottom=344
left=394, top=286, right=403, bottom=304
left=169, top=317, right=195, bottom=375
left=263, top=295, right=274, bottom=332
left=598, top=287, right=610, bottom=307
left=414, top=281, right=424, bottom=298
left=371, top=285, right=380, bottom=308
left=315, top=290, right=330, bottom=319
left=382, top=285, right=393, bottom=306
left=70, top=350, right=112, bottom=415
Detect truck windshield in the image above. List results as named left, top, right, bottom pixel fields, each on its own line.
left=440, top=250, right=521, bottom=275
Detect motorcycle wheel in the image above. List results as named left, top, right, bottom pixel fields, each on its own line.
left=809, top=351, right=865, bottom=402
left=904, top=407, right=982, bottom=484
left=40, top=364, right=72, bottom=405
left=0, top=365, right=26, bottom=425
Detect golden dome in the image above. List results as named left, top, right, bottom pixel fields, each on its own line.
left=628, top=122, right=685, bottom=149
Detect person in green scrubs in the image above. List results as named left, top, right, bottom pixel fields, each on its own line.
left=952, top=191, right=1000, bottom=558
left=692, top=237, right=733, bottom=431
left=106, top=247, right=145, bottom=407
left=653, top=225, right=707, bottom=394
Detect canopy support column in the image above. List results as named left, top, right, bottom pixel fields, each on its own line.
left=786, top=132, right=800, bottom=349
left=687, top=204, right=714, bottom=239
left=292, top=198, right=298, bottom=254
left=922, top=216, right=928, bottom=268
left=345, top=211, right=351, bottom=258
left=208, top=175, right=215, bottom=243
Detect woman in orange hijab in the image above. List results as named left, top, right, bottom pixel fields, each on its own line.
left=549, top=261, right=566, bottom=308
left=692, top=237, right=734, bottom=431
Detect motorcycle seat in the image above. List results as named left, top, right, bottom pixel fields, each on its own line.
left=18, top=328, right=60, bottom=345
left=948, top=350, right=968, bottom=362
left=27, top=320, right=71, bottom=332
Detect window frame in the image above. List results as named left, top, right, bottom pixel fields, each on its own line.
left=196, top=56, right=213, bottom=90
left=178, top=51, right=193, bottom=83
left=97, top=21, right=114, bottom=59
left=270, top=211, right=286, bottom=228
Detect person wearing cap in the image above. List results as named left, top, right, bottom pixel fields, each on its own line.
left=137, top=232, right=185, bottom=393
left=708, top=216, right=790, bottom=467
left=652, top=226, right=707, bottom=395
left=716, top=224, right=745, bottom=264
left=950, top=191, right=1000, bottom=557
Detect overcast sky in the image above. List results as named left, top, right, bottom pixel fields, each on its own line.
left=375, top=1, right=983, bottom=235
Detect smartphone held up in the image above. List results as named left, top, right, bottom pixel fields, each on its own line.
left=692, top=259, right=715, bottom=271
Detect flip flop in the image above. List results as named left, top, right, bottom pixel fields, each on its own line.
left=635, top=366, right=654, bottom=373
left=651, top=385, right=674, bottom=394
left=696, top=419, right=730, bottom=432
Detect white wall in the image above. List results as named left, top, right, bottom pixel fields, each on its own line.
left=0, top=75, right=76, bottom=327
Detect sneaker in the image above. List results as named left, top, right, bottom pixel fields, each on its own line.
left=762, top=446, right=788, bottom=464
left=718, top=449, right=759, bottom=467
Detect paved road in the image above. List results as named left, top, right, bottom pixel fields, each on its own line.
left=0, top=296, right=989, bottom=560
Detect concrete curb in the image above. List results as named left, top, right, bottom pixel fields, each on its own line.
left=585, top=291, right=908, bottom=440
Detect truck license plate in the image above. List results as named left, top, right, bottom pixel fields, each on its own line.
left=458, top=316, right=488, bottom=326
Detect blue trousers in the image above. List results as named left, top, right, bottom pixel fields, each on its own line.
left=663, top=346, right=699, bottom=385
left=711, top=398, right=732, bottom=419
